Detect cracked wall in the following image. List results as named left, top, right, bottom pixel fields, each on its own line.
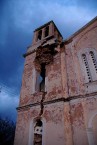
left=14, top=18, right=97, bottom=145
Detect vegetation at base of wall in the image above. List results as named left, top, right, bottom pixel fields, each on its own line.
left=0, top=118, right=16, bottom=145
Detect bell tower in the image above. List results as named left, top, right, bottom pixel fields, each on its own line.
left=14, top=17, right=97, bottom=145
left=14, top=21, right=71, bottom=145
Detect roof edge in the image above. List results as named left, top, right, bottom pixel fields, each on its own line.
left=34, top=20, right=53, bottom=32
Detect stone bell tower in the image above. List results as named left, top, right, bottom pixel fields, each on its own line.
left=14, top=21, right=70, bottom=145
left=14, top=17, right=97, bottom=145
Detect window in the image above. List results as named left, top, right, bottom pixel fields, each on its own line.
left=45, top=26, right=49, bottom=37
left=80, top=48, right=97, bottom=83
left=34, top=119, right=43, bottom=145
left=40, top=64, right=46, bottom=92
left=35, top=64, right=46, bottom=92
left=37, top=30, right=42, bottom=41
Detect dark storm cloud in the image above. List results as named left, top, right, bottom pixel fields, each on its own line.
left=0, top=0, right=34, bottom=95
left=0, top=89, right=19, bottom=121
left=0, top=28, right=29, bottom=94
left=0, top=0, right=36, bottom=121
left=0, top=0, right=96, bottom=121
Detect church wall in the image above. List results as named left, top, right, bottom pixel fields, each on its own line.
left=82, top=95, right=97, bottom=145
left=64, top=19, right=97, bottom=145
left=45, top=52, right=63, bottom=101
left=42, top=102, right=65, bottom=145
left=15, top=102, right=67, bottom=145
left=70, top=98, right=88, bottom=145
left=65, top=20, right=97, bottom=97
left=20, top=45, right=67, bottom=105
left=14, top=18, right=97, bottom=145
left=69, top=95, right=97, bottom=145
left=14, top=105, right=40, bottom=145
left=19, top=52, right=37, bottom=106
left=14, top=110, right=30, bottom=145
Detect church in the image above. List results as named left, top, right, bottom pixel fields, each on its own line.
left=14, top=16, right=97, bottom=145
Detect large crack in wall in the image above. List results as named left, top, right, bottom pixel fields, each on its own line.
left=39, top=92, right=46, bottom=116
left=34, top=44, right=61, bottom=117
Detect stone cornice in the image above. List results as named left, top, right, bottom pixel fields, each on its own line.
left=23, top=49, right=36, bottom=58
left=23, top=38, right=63, bottom=58
left=17, top=91, right=97, bottom=111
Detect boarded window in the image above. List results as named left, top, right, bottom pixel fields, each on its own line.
left=34, top=119, right=43, bottom=145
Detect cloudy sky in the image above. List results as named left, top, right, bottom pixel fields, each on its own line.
left=0, top=0, right=97, bottom=122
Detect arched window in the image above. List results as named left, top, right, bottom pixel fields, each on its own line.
left=35, top=64, right=46, bottom=92
left=28, top=118, right=46, bottom=145
left=34, top=119, right=43, bottom=145
left=87, top=113, right=97, bottom=145
left=79, top=48, right=97, bottom=83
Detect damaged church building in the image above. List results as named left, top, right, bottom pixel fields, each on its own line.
left=14, top=16, right=97, bottom=145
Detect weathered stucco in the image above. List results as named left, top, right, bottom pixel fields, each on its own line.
left=14, top=17, right=97, bottom=145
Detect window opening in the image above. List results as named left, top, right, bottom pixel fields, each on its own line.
left=36, top=64, right=46, bottom=92
left=90, top=51, right=97, bottom=73
left=37, top=30, right=42, bottom=41
left=40, top=64, right=46, bottom=92
left=45, top=26, right=49, bottom=37
left=34, top=119, right=43, bottom=145
left=82, top=54, right=92, bottom=82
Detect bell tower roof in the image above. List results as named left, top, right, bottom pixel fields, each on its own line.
left=34, top=20, right=63, bottom=38
left=32, top=20, right=63, bottom=45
